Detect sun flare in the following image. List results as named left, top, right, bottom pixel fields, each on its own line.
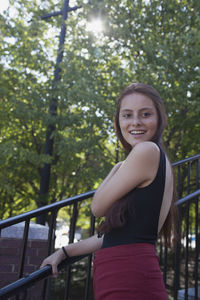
left=86, top=19, right=104, bottom=35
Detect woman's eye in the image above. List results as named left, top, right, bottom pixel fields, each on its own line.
left=142, top=112, right=151, bottom=117
left=123, top=113, right=131, bottom=118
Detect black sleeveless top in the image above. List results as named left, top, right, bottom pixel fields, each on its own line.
left=101, top=147, right=166, bottom=249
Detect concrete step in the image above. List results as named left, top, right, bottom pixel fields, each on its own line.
left=178, top=287, right=200, bottom=300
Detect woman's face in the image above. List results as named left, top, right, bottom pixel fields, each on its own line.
left=119, top=93, right=158, bottom=148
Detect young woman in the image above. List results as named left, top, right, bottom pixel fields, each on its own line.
left=40, top=83, right=177, bottom=300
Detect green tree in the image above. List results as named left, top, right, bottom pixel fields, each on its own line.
left=0, top=0, right=199, bottom=220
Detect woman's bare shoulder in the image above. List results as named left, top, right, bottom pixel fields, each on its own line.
left=128, top=141, right=160, bottom=163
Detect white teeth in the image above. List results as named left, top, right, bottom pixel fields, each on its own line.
left=130, top=131, right=145, bottom=134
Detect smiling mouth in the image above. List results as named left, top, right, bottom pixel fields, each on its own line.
left=129, top=130, right=146, bottom=135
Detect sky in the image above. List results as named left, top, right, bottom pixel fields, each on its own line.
left=0, top=0, right=81, bottom=13
left=0, top=0, right=104, bottom=36
left=0, top=0, right=9, bottom=13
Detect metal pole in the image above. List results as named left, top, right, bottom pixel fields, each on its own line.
left=37, top=0, right=81, bottom=224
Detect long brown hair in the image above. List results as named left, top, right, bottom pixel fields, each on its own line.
left=99, top=83, right=177, bottom=247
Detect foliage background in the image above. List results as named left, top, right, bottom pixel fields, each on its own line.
left=0, top=0, right=199, bottom=220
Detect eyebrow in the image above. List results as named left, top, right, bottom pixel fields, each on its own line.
left=120, top=107, right=155, bottom=113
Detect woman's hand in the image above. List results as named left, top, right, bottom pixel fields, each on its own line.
left=40, top=235, right=103, bottom=277
left=40, top=248, right=66, bottom=277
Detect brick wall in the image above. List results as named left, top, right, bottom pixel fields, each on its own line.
left=0, top=237, right=49, bottom=300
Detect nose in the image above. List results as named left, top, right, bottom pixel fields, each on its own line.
left=132, top=115, right=141, bottom=126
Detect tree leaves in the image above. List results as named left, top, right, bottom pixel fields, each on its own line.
left=0, top=0, right=199, bottom=220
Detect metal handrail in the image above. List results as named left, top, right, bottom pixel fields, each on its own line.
left=0, top=190, right=95, bottom=229
left=175, top=189, right=200, bottom=206
left=0, top=190, right=199, bottom=299
left=0, top=255, right=89, bottom=299
left=172, top=153, right=200, bottom=167
left=1, top=187, right=199, bottom=231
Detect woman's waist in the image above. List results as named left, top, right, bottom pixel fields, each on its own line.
left=101, top=230, right=157, bottom=249
left=95, top=242, right=157, bottom=260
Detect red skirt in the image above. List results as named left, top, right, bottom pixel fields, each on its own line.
left=93, top=243, right=168, bottom=300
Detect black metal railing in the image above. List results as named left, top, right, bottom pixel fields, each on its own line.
left=0, top=191, right=95, bottom=300
left=0, top=154, right=199, bottom=300
left=161, top=154, right=200, bottom=300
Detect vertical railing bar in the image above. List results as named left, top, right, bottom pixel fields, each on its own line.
left=21, top=289, right=27, bottom=300
left=42, top=210, right=58, bottom=300
left=15, top=219, right=30, bottom=300
left=184, top=203, right=189, bottom=300
left=18, top=219, right=30, bottom=279
left=184, top=162, right=191, bottom=300
left=84, top=214, right=96, bottom=300
left=68, top=202, right=78, bottom=244
left=159, top=239, right=163, bottom=264
left=177, top=165, right=181, bottom=198
left=174, top=208, right=182, bottom=300
left=64, top=201, right=78, bottom=300
left=194, top=159, right=199, bottom=300
left=177, top=162, right=182, bottom=300
left=47, top=210, right=58, bottom=255
left=194, top=196, right=199, bottom=300
left=163, top=245, right=168, bottom=286
left=174, top=164, right=182, bottom=300
left=196, top=158, right=199, bottom=190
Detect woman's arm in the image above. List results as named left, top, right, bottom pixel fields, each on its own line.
left=97, top=161, right=123, bottom=191
left=91, top=141, right=160, bottom=217
left=40, top=164, right=123, bottom=276
left=40, top=235, right=103, bottom=277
